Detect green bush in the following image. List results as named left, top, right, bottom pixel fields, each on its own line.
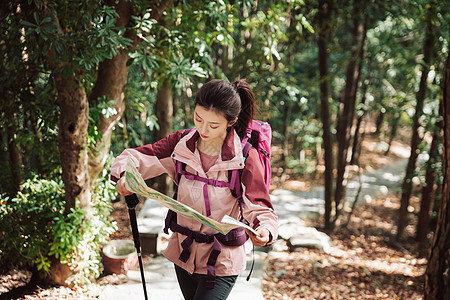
left=0, top=171, right=117, bottom=285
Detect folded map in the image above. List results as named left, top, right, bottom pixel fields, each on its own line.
left=125, top=156, right=259, bottom=236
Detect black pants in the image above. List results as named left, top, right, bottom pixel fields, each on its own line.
left=174, top=265, right=238, bottom=300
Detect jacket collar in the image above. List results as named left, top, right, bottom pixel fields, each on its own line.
left=173, top=128, right=244, bottom=175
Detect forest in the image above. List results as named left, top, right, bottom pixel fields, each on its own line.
left=0, top=0, right=449, bottom=299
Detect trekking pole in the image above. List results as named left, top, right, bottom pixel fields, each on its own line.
left=125, top=194, right=149, bottom=300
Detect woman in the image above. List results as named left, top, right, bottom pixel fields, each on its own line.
left=111, top=79, right=278, bottom=300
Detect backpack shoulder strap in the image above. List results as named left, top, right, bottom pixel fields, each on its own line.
left=228, top=134, right=254, bottom=221
left=174, top=128, right=194, bottom=184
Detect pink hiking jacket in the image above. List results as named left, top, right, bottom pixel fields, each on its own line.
left=111, top=128, right=278, bottom=276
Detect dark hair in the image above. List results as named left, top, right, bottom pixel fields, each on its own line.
left=195, top=79, right=255, bottom=137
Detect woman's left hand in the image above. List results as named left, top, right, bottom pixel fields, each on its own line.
left=247, top=227, right=271, bottom=247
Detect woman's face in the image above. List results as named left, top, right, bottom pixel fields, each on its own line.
left=194, top=105, right=231, bottom=142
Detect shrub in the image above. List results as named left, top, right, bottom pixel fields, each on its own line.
left=0, top=169, right=117, bottom=285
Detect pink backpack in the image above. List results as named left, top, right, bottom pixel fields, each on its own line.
left=242, top=120, right=272, bottom=189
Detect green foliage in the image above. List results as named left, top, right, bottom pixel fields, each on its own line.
left=20, top=1, right=133, bottom=77
left=0, top=170, right=116, bottom=284
left=112, top=1, right=240, bottom=151
left=67, top=157, right=118, bottom=284
left=0, top=178, right=65, bottom=273
left=88, top=96, right=118, bottom=147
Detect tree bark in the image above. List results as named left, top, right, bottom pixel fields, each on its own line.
left=396, top=6, right=434, bottom=240
left=57, top=74, right=91, bottom=214
left=424, top=47, right=450, bottom=300
left=416, top=124, right=440, bottom=244
left=42, top=6, right=91, bottom=214
left=317, top=0, right=334, bottom=230
left=155, top=83, right=174, bottom=141
left=154, top=82, right=173, bottom=195
left=334, top=4, right=368, bottom=223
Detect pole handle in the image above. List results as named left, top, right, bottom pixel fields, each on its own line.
left=125, top=193, right=139, bottom=209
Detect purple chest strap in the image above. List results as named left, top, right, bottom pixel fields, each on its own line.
left=176, top=161, right=232, bottom=216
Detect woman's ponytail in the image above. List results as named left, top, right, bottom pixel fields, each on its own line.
left=233, top=79, right=255, bottom=137
left=194, top=78, right=255, bottom=137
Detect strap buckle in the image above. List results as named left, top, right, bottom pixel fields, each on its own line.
left=193, top=232, right=214, bottom=243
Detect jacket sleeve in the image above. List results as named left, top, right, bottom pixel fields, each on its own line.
left=110, top=130, right=184, bottom=183
left=240, top=148, right=278, bottom=245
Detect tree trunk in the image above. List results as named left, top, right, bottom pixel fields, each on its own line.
left=375, top=109, right=385, bottom=135
left=424, top=48, right=450, bottom=300
left=56, top=74, right=91, bottom=214
left=280, top=102, right=291, bottom=184
left=154, top=82, right=173, bottom=195
left=397, top=6, right=434, bottom=240
left=121, top=110, right=130, bottom=149
left=350, top=80, right=369, bottom=165
left=334, top=5, right=368, bottom=222
left=28, top=110, right=45, bottom=175
left=416, top=124, right=440, bottom=244
left=88, top=0, right=132, bottom=184
left=317, top=0, right=334, bottom=230
left=42, top=6, right=91, bottom=215
left=384, top=115, right=399, bottom=156
left=5, top=111, right=22, bottom=195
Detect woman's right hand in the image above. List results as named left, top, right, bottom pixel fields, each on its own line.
left=116, top=176, right=132, bottom=196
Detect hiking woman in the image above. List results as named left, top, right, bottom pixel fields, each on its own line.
left=111, top=79, right=278, bottom=300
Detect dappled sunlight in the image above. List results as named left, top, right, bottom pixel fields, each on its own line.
left=339, top=250, right=425, bottom=278
left=381, top=197, right=400, bottom=209
left=264, top=238, right=425, bottom=300
left=350, top=216, right=394, bottom=233
left=381, top=172, right=403, bottom=182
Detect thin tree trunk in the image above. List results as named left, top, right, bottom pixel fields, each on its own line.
left=154, top=82, right=173, bottom=195
left=121, top=110, right=130, bottom=148
left=344, top=166, right=363, bottom=228
left=317, top=0, right=334, bottom=230
left=351, top=80, right=369, bottom=165
left=5, top=111, right=22, bottom=195
left=417, top=125, right=440, bottom=244
left=334, top=6, right=367, bottom=223
left=397, top=7, right=434, bottom=240
left=280, top=102, right=291, bottom=184
left=424, top=47, right=450, bottom=300
left=243, top=4, right=252, bottom=51
left=384, top=116, right=399, bottom=156
left=375, top=110, right=385, bottom=135
left=28, top=110, right=44, bottom=175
